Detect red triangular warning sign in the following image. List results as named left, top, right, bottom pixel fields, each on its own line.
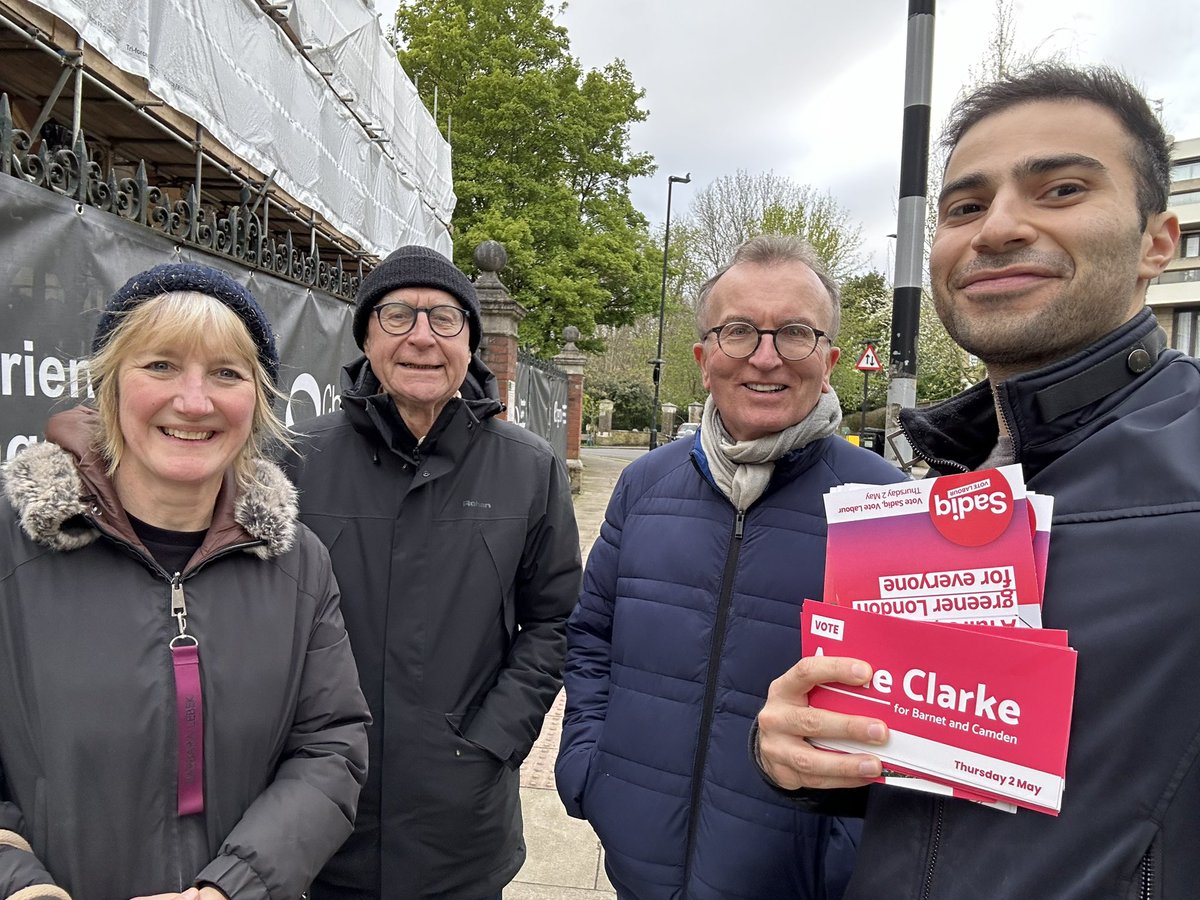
left=855, top=343, right=883, bottom=372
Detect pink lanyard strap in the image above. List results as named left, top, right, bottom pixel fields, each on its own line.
left=170, top=573, right=205, bottom=817
left=171, top=637, right=204, bottom=816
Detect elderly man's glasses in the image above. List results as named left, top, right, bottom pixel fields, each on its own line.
left=706, top=321, right=828, bottom=361
left=374, top=302, right=467, bottom=338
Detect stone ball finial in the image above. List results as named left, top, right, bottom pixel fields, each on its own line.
left=474, top=240, right=508, bottom=273
left=562, top=325, right=580, bottom=343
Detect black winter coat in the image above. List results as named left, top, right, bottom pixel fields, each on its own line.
left=283, top=356, right=582, bottom=899
left=0, top=407, right=370, bottom=900
left=838, top=310, right=1200, bottom=900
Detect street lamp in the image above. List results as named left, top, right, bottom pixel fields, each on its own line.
left=648, top=172, right=690, bottom=450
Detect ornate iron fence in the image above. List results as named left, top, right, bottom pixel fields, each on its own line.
left=1, top=92, right=362, bottom=301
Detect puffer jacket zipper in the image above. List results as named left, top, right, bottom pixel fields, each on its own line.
left=680, top=507, right=746, bottom=893
left=920, top=798, right=945, bottom=900
left=1137, top=842, right=1156, bottom=900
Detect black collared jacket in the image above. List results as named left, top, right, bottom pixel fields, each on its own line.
left=840, top=309, right=1200, bottom=900
left=283, top=355, right=581, bottom=899
left=0, top=407, right=369, bottom=900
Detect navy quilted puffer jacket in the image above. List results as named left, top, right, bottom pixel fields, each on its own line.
left=557, top=432, right=906, bottom=899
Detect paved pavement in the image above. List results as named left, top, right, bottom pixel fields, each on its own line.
left=508, top=449, right=634, bottom=899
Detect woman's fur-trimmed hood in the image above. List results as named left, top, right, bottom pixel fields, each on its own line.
left=2, top=441, right=298, bottom=559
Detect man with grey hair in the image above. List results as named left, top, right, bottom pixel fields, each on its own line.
left=699, top=234, right=843, bottom=340
left=556, top=234, right=905, bottom=899
left=285, top=245, right=581, bottom=900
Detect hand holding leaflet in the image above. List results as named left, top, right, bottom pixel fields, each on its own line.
left=801, top=602, right=1077, bottom=815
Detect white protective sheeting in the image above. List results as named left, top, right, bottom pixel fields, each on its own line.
left=33, top=0, right=454, bottom=257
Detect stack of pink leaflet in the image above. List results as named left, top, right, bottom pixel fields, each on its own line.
left=807, top=465, right=1076, bottom=814
left=801, top=603, right=1076, bottom=814
left=823, top=465, right=1049, bottom=628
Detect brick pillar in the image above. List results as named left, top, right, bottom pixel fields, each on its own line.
left=473, top=241, right=525, bottom=420
left=554, top=326, right=586, bottom=493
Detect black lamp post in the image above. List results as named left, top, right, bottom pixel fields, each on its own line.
left=648, top=172, right=690, bottom=450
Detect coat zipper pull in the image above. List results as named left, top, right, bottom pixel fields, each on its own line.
left=168, top=573, right=205, bottom=817
left=735, top=509, right=745, bottom=539
left=171, top=574, right=188, bottom=636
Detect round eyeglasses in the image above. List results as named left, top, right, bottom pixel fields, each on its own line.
left=374, top=302, right=467, bottom=338
left=706, top=321, right=828, bottom=361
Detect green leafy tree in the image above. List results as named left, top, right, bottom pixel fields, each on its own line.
left=916, top=295, right=985, bottom=402
left=583, top=222, right=707, bottom=428
left=584, top=374, right=655, bottom=431
left=835, top=273, right=983, bottom=421
left=583, top=312, right=704, bottom=433
left=393, top=0, right=660, bottom=354
left=587, top=320, right=657, bottom=391
left=658, top=301, right=707, bottom=418
left=832, top=271, right=892, bottom=420
left=654, top=225, right=709, bottom=417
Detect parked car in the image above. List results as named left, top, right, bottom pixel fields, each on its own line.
left=674, top=422, right=700, bottom=442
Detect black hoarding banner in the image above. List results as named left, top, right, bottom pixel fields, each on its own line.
left=0, top=175, right=357, bottom=463
left=511, top=358, right=568, bottom=459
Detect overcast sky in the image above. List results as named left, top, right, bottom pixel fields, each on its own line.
left=378, top=1, right=1200, bottom=275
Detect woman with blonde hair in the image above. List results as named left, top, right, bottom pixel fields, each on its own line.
left=0, top=263, right=369, bottom=900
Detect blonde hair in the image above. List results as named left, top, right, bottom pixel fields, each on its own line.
left=87, top=291, right=291, bottom=491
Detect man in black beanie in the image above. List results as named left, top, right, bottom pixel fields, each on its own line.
left=282, top=245, right=581, bottom=900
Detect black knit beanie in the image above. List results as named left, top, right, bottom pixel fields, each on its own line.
left=353, top=245, right=481, bottom=352
left=94, top=263, right=280, bottom=387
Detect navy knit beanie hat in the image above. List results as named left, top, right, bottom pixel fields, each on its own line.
left=353, top=245, right=481, bottom=352
left=94, top=263, right=280, bottom=387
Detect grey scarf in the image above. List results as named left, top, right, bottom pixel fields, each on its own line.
left=700, top=390, right=843, bottom=511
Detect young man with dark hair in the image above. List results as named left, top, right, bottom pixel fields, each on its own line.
left=755, top=64, right=1196, bottom=899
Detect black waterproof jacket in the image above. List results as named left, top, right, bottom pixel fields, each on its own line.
left=0, top=407, right=370, bottom=900
left=283, top=356, right=581, bottom=899
left=834, top=309, right=1200, bottom=900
